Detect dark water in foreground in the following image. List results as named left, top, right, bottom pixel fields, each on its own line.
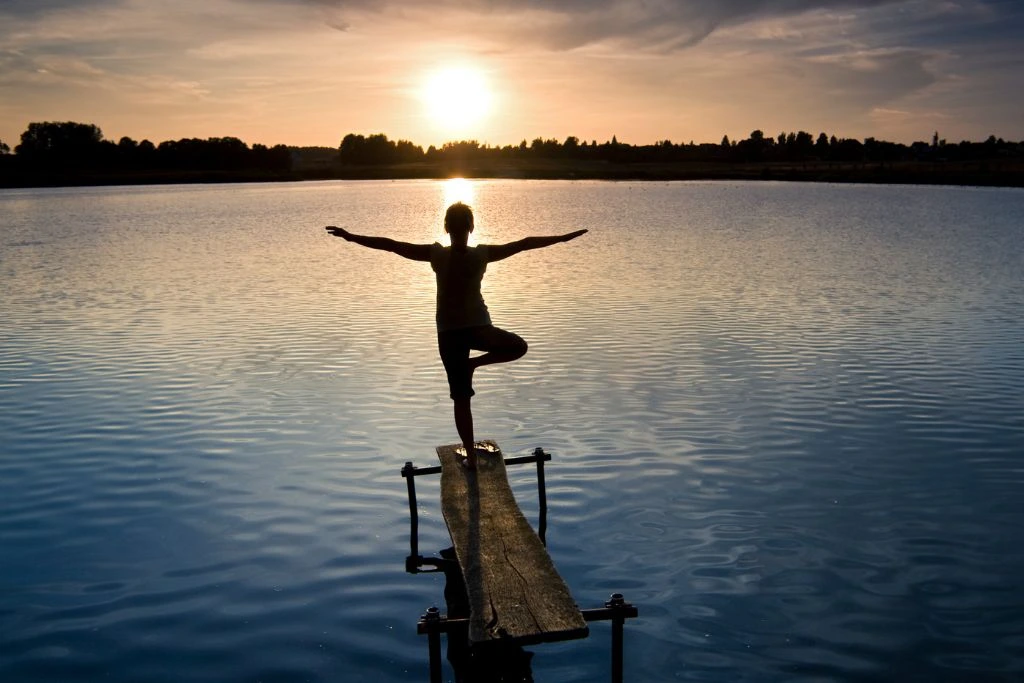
left=1, top=180, right=1023, bottom=682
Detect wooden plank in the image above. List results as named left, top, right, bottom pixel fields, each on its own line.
left=436, top=441, right=589, bottom=646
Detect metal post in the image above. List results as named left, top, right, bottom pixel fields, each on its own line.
left=534, top=447, right=548, bottom=546
left=422, top=606, right=443, bottom=683
left=607, top=593, right=625, bottom=683
left=402, top=462, right=419, bottom=569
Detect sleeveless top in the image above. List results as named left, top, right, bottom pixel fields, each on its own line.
left=429, top=243, right=491, bottom=332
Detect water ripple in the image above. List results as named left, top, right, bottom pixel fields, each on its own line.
left=2, top=180, right=1023, bottom=681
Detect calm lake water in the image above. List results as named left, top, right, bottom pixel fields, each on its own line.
left=1, top=179, right=1022, bottom=682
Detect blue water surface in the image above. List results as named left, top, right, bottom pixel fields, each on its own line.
left=1, top=180, right=1022, bottom=682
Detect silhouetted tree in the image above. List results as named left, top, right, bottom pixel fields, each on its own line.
left=16, top=121, right=105, bottom=166
left=815, top=132, right=829, bottom=158
left=4, top=120, right=1022, bottom=186
left=251, top=143, right=292, bottom=171
left=437, top=140, right=484, bottom=167
left=339, top=133, right=377, bottom=164
left=154, top=136, right=253, bottom=170
left=863, top=137, right=906, bottom=163
left=832, top=137, right=865, bottom=162
left=137, top=139, right=156, bottom=166
left=736, top=129, right=769, bottom=161
left=794, top=131, right=814, bottom=159
left=362, top=133, right=399, bottom=163
left=529, top=137, right=561, bottom=158
left=115, top=136, right=138, bottom=167
left=394, top=139, right=425, bottom=163
left=339, top=133, right=423, bottom=165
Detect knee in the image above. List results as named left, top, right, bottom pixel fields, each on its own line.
left=452, top=393, right=474, bottom=407
left=513, top=337, right=528, bottom=359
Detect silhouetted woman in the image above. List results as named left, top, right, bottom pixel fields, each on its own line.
left=326, top=202, right=586, bottom=468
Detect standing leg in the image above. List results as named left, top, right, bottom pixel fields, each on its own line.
left=452, top=397, right=476, bottom=469
left=440, top=330, right=478, bottom=468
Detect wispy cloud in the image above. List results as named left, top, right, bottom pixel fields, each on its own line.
left=288, top=0, right=910, bottom=50
left=0, top=0, right=1020, bottom=146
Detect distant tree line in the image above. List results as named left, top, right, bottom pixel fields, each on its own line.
left=338, top=129, right=1023, bottom=166
left=1, top=121, right=292, bottom=175
left=2, top=121, right=1022, bottom=187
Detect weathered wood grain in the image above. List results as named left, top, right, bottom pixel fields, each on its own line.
left=436, top=441, right=589, bottom=646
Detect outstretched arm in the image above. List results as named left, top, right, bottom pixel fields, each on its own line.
left=325, top=226, right=432, bottom=261
left=488, top=229, right=588, bottom=263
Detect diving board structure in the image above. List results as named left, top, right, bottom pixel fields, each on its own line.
left=401, top=441, right=638, bottom=683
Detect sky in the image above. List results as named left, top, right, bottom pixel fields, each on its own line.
left=1, top=0, right=1022, bottom=150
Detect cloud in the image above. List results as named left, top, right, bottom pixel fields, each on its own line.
left=3, top=0, right=1017, bottom=59
left=1, top=0, right=1021, bottom=146
left=271, top=0, right=912, bottom=50
left=805, top=48, right=939, bottom=102
left=0, top=0, right=114, bottom=18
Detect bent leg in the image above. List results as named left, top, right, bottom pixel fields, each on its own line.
left=440, top=326, right=526, bottom=470
left=467, top=326, right=528, bottom=372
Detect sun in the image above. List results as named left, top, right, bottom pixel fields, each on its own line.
left=421, top=66, right=494, bottom=134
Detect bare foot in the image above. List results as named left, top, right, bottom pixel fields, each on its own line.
left=456, top=445, right=477, bottom=470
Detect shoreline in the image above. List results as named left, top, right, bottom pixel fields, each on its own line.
left=2, top=159, right=1022, bottom=189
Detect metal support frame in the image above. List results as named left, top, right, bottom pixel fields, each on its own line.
left=420, top=607, right=443, bottom=683
left=401, top=447, right=552, bottom=574
left=404, top=447, right=638, bottom=681
left=417, top=593, right=638, bottom=683
left=533, top=447, right=548, bottom=544
left=583, top=593, right=639, bottom=683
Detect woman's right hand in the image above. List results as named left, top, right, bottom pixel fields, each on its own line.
left=325, top=226, right=352, bottom=240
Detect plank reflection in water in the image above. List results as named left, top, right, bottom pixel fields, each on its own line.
left=438, top=545, right=536, bottom=682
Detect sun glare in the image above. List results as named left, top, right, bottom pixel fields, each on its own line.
left=443, top=177, right=474, bottom=206
left=437, top=177, right=476, bottom=243
left=422, top=66, right=493, bottom=133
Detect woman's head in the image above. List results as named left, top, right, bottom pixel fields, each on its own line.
left=444, top=202, right=474, bottom=243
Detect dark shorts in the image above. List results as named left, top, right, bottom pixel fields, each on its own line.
left=438, top=325, right=527, bottom=400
